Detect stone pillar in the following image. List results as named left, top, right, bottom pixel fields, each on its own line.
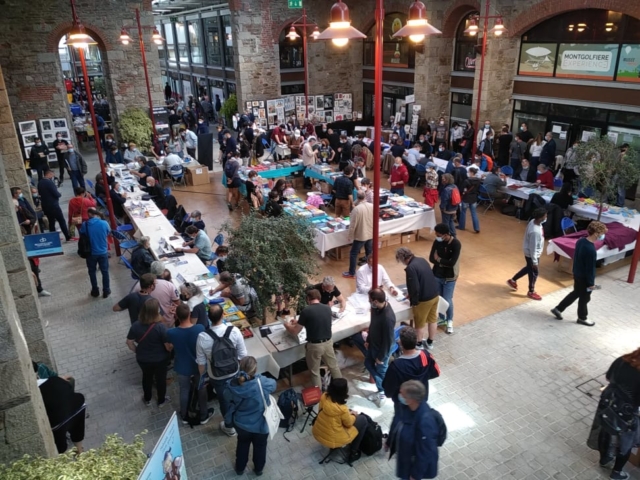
left=414, top=36, right=454, bottom=122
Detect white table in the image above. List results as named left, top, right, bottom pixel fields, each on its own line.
left=314, top=209, right=436, bottom=258
left=499, top=178, right=554, bottom=202
left=569, top=203, right=640, bottom=232
left=433, top=158, right=449, bottom=172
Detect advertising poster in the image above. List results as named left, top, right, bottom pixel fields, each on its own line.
left=617, top=44, right=640, bottom=83
left=137, top=413, right=187, bottom=480
left=382, top=14, right=409, bottom=67
left=23, top=233, right=63, bottom=258
left=518, top=43, right=557, bottom=77
left=556, top=44, right=619, bottom=80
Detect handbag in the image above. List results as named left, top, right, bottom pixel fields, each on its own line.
left=257, top=376, right=283, bottom=440
left=460, top=139, right=467, bottom=147
left=598, top=363, right=636, bottom=436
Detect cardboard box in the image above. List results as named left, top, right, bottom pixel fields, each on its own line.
left=320, top=181, right=333, bottom=195
left=378, top=234, right=389, bottom=249
left=185, top=165, right=210, bottom=186
left=401, top=232, right=416, bottom=244
left=327, top=245, right=350, bottom=260
left=292, top=176, right=304, bottom=190
left=388, top=233, right=402, bottom=246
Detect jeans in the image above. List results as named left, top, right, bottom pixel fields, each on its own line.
left=69, top=170, right=86, bottom=190
left=390, top=188, right=404, bottom=196
left=44, top=206, right=71, bottom=240
left=459, top=202, right=479, bottom=232
left=235, top=426, right=269, bottom=473
left=86, top=254, right=110, bottom=293
left=440, top=210, right=457, bottom=237
left=555, top=276, right=592, bottom=320
left=435, top=277, right=456, bottom=321
left=349, top=239, right=372, bottom=275
left=138, top=358, right=169, bottom=404
left=351, top=331, right=367, bottom=357
left=598, top=429, right=631, bottom=472
left=211, top=377, right=232, bottom=427
left=177, top=374, right=208, bottom=420
left=512, top=256, right=538, bottom=293
left=364, top=347, right=390, bottom=392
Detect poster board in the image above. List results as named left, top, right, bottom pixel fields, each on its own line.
left=137, top=413, right=187, bottom=480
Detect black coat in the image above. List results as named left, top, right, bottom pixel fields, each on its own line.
left=540, top=139, right=557, bottom=167
left=30, top=144, right=50, bottom=168
left=37, top=178, right=61, bottom=209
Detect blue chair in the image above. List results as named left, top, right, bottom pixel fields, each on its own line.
left=561, top=217, right=577, bottom=235
left=207, top=265, right=219, bottom=276
left=111, top=230, right=138, bottom=260
left=412, top=163, right=427, bottom=187
left=117, top=223, right=133, bottom=234
left=164, top=187, right=172, bottom=197
left=477, top=185, right=495, bottom=214
left=169, top=164, right=186, bottom=187
left=500, top=165, right=513, bottom=176
left=261, top=138, right=276, bottom=161
left=85, top=179, right=94, bottom=193
left=96, top=196, right=108, bottom=212
left=554, top=178, right=563, bottom=188
left=389, top=324, right=408, bottom=359
left=214, top=233, right=224, bottom=247
left=120, top=255, right=140, bottom=281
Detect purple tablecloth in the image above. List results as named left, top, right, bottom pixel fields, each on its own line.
left=553, top=221, right=637, bottom=259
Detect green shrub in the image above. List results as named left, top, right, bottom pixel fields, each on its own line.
left=0, top=433, right=147, bottom=480
left=117, top=107, right=154, bottom=152
left=219, top=93, right=238, bottom=127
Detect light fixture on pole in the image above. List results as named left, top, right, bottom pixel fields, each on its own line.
left=67, top=0, right=121, bottom=256
left=489, top=17, right=505, bottom=36
left=464, top=17, right=479, bottom=35
left=119, top=28, right=131, bottom=45
left=392, top=1, right=441, bottom=43
left=311, top=26, right=320, bottom=40
left=317, top=0, right=366, bottom=47
left=289, top=9, right=318, bottom=120
left=288, top=26, right=300, bottom=41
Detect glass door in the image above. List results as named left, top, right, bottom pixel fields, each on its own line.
left=383, top=96, right=395, bottom=125
left=548, top=120, right=571, bottom=156
left=576, top=125, right=602, bottom=143
left=606, top=126, right=640, bottom=149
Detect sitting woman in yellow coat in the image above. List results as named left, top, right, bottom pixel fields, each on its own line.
left=312, top=378, right=368, bottom=463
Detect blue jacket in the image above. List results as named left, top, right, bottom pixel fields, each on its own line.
left=388, top=401, right=440, bottom=479
left=224, top=373, right=276, bottom=434
left=37, top=178, right=61, bottom=210
left=80, top=217, right=110, bottom=256
left=440, top=184, right=457, bottom=213
left=383, top=350, right=439, bottom=406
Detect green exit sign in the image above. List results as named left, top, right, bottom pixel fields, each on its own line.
left=288, top=0, right=302, bottom=8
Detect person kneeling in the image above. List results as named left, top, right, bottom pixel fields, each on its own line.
left=312, top=378, right=368, bottom=463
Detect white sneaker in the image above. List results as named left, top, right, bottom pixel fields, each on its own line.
left=426, top=340, right=434, bottom=350
left=220, top=420, right=237, bottom=437
left=446, top=320, right=453, bottom=334
left=38, top=290, right=52, bottom=297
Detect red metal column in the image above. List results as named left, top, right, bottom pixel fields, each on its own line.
left=78, top=47, right=121, bottom=255
left=303, top=9, right=309, bottom=121
left=627, top=229, right=640, bottom=282
left=473, top=0, right=490, bottom=153
left=136, top=8, right=158, bottom=141
left=372, top=0, right=384, bottom=285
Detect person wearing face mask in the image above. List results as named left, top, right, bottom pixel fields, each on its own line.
left=196, top=116, right=210, bottom=135
left=551, top=221, right=607, bottom=327
left=429, top=224, right=461, bottom=335
left=562, top=141, right=580, bottom=186
left=479, top=129, right=494, bottom=159
left=519, top=122, right=533, bottom=144
left=417, top=133, right=432, bottom=157
left=130, top=237, right=155, bottom=277
left=461, top=119, right=475, bottom=161
left=63, top=143, right=87, bottom=190
left=433, top=117, right=448, bottom=148
left=535, top=163, right=554, bottom=190
left=11, top=186, right=43, bottom=233
left=143, top=177, right=165, bottom=209
left=177, top=225, right=212, bottom=264
left=389, top=157, right=409, bottom=195
left=123, top=142, right=143, bottom=163
left=287, top=128, right=304, bottom=159
left=215, top=245, right=229, bottom=272
left=450, top=121, right=464, bottom=152
left=336, top=134, right=352, bottom=171
left=507, top=208, right=547, bottom=301
left=435, top=143, right=454, bottom=162
left=113, top=273, right=158, bottom=324
left=476, top=120, right=494, bottom=151
left=179, top=127, right=198, bottom=158
left=29, top=137, right=50, bottom=181
left=38, top=169, right=71, bottom=241
left=52, top=133, right=69, bottom=185
left=106, top=144, right=124, bottom=164
left=539, top=131, right=556, bottom=168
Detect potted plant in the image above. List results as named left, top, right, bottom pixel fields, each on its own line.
left=117, top=107, right=154, bottom=152
left=218, top=93, right=238, bottom=128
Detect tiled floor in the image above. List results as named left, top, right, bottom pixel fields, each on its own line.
left=37, top=147, right=640, bottom=479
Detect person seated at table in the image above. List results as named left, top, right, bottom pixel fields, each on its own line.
left=106, top=144, right=124, bottom=164
left=390, top=137, right=406, bottom=158
left=177, top=209, right=205, bottom=237
left=551, top=182, right=574, bottom=210
left=403, top=143, right=422, bottom=168
left=483, top=166, right=507, bottom=197
left=265, top=190, right=283, bottom=218
left=131, top=236, right=155, bottom=276
left=283, top=180, right=296, bottom=198
left=472, top=150, right=492, bottom=173
left=163, top=147, right=183, bottom=169
left=309, top=276, right=346, bottom=313
left=210, top=271, right=258, bottom=318
left=143, top=177, right=165, bottom=209
left=536, top=163, right=555, bottom=190
left=245, top=170, right=264, bottom=210
left=131, top=157, right=156, bottom=186
left=179, top=282, right=208, bottom=328
left=177, top=225, right=212, bottom=264
left=109, top=182, right=127, bottom=219
left=123, top=142, right=143, bottom=163
left=435, top=144, right=454, bottom=162
left=514, top=158, right=537, bottom=183
left=94, top=172, right=116, bottom=201
left=356, top=254, right=399, bottom=296
left=215, top=245, right=229, bottom=272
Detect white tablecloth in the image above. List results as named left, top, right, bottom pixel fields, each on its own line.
left=569, top=203, right=640, bottom=232
left=314, top=209, right=437, bottom=258
left=499, top=179, right=554, bottom=202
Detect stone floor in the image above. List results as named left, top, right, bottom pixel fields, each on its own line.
left=37, top=146, right=640, bottom=479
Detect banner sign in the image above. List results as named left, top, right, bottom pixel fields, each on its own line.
left=24, top=232, right=63, bottom=258
left=617, top=44, right=640, bottom=83
left=518, top=43, right=557, bottom=77
left=556, top=43, right=619, bottom=80
left=137, top=413, right=187, bottom=480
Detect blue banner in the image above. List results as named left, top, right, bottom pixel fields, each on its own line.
left=23, top=232, right=63, bottom=258
left=137, top=413, right=187, bottom=480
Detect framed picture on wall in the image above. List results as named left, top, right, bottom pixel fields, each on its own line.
left=19, top=121, right=37, bottom=135
left=323, top=95, right=334, bottom=110
left=22, top=134, right=37, bottom=146
left=55, top=130, right=69, bottom=139
left=47, top=153, right=57, bottom=163
left=24, top=147, right=31, bottom=159
left=315, top=95, right=324, bottom=111
left=43, top=133, right=54, bottom=147
left=52, top=119, right=67, bottom=129
left=40, top=119, right=53, bottom=132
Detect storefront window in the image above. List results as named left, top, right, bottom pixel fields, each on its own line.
left=188, top=21, right=203, bottom=64
left=453, top=13, right=479, bottom=72
left=204, top=17, right=222, bottom=66
left=281, top=84, right=305, bottom=95
left=363, top=13, right=415, bottom=68
left=165, top=23, right=176, bottom=62
left=175, top=22, right=189, bottom=63
left=279, top=27, right=304, bottom=69
left=222, top=15, right=234, bottom=67
left=450, top=92, right=473, bottom=121
left=156, top=24, right=165, bottom=59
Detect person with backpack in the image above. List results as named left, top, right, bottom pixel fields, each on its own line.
left=225, top=356, right=276, bottom=476
left=459, top=167, right=481, bottom=233
left=167, top=304, right=214, bottom=425
left=439, top=173, right=460, bottom=238
left=312, top=378, right=369, bottom=464
left=196, top=304, right=247, bottom=437
left=80, top=207, right=111, bottom=298
left=383, top=327, right=440, bottom=414
left=224, top=154, right=241, bottom=211
left=429, top=224, right=461, bottom=335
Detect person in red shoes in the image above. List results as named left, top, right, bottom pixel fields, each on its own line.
left=422, top=162, right=439, bottom=207
left=507, top=208, right=547, bottom=300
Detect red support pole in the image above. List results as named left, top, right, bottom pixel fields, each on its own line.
left=136, top=8, right=158, bottom=142
left=77, top=46, right=121, bottom=256
left=473, top=0, right=490, bottom=153
left=372, top=0, right=384, bottom=286
left=303, top=8, right=309, bottom=122
left=627, top=228, right=640, bottom=282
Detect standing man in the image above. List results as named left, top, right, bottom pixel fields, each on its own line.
left=343, top=192, right=373, bottom=279
left=222, top=130, right=237, bottom=168
left=30, top=137, right=50, bottom=181
left=80, top=208, right=111, bottom=298
left=164, top=82, right=172, bottom=101
left=63, top=143, right=87, bottom=190
left=433, top=117, right=448, bottom=148
left=363, top=288, right=396, bottom=406
left=509, top=132, right=527, bottom=172
left=332, top=165, right=354, bottom=218
left=135, top=262, right=180, bottom=328
left=551, top=221, right=607, bottom=327
left=112, top=273, right=157, bottom=324
left=214, top=94, right=222, bottom=120
left=539, top=132, right=557, bottom=168
left=439, top=174, right=459, bottom=238
left=95, top=114, right=106, bottom=148
left=519, top=122, right=533, bottom=144
left=38, top=169, right=71, bottom=241
left=396, top=247, right=440, bottom=350
left=52, top=133, right=69, bottom=186
left=507, top=208, right=547, bottom=301
left=389, top=157, right=409, bottom=195
left=429, top=224, right=461, bottom=335
left=196, top=305, right=247, bottom=436
left=284, top=289, right=342, bottom=388
left=476, top=120, right=494, bottom=152
left=200, top=95, right=214, bottom=122
left=180, top=127, right=198, bottom=158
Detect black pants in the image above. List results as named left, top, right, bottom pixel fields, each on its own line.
left=235, top=426, right=268, bottom=473
left=44, top=206, right=71, bottom=240
left=512, top=256, right=538, bottom=293
left=598, top=429, right=630, bottom=472
left=57, top=155, right=66, bottom=182
left=35, top=164, right=47, bottom=182
left=53, top=392, right=86, bottom=453
left=351, top=414, right=368, bottom=452
left=137, top=358, right=169, bottom=404
left=555, top=276, right=592, bottom=320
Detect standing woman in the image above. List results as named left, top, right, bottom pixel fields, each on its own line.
left=588, top=348, right=640, bottom=480
left=225, top=356, right=276, bottom=476
left=461, top=120, right=475, bottom=162
left=126, top=298, right=172, bottom=407
left=528, top=133, right=546, bottom=171
left=450, top=122, right=464, bottom=153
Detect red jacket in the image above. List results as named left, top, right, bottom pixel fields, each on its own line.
left=390, top=163, right=409, bottom=188
left=537, top=170, right=554, bottom=189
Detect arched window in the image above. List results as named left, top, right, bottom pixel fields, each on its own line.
left=279, top=26, right=304, bottom=70
left=363, top=12, right=415, bottom=69
left=453, top=12, right=479, bottom=72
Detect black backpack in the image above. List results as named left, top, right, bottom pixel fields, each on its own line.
left=77, top=223, right=92, bottom=259
left=277, top=388, right=300, bottom=439
left=205, top=327, right=239, bottom=379
left=359, top=414, right=384, bottom=456
left=430, top=406, right=448, bottom=447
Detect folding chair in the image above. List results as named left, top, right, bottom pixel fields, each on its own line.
left=261, top=138, right=276, bottom=162
left=477, top=185, right=495, bottom=214
left=412, top=163, right=427, bottom=187
left=111, top=230, right=138, bottom=261
left=121, top=255, right=140, bottom=282
left=206, top=233, right=225, bottom=266
left=561, top=217, right=577, bottom=235
left=553, top=178, right=563, bottom=189
left=300, top=386, right=322, bottom=433
left=500, top=165, right=513, bottom=176
left=169, top=164, right=186, bottom=187
left=85, top=179, right=95, bottom=194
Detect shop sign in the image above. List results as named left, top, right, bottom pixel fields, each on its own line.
left=383, top=14, right=409, bottom=68
left=556, top=44, right=619, bottom=80
left=518, top=43, right=557, bottom=77
left=617, top=44, right=640, bottom=83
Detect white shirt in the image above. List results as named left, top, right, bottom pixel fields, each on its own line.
left=164, top=153, right=182, bottom=168
left=183, top=130, right=198, bottom=149
left=195, top=323, right=247, bottom=380
left=404, top=148, right=421, bottom=167
left=529, top=141, right=546, bottom=157
left=355, top=263, right=396, bottom=294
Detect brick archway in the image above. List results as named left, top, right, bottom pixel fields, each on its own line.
left=511, top=0, right=640, bottom=37
left=441, top=0, right=481, bottom=38
left=45, top=21, right=113, bottom=53
left=273, top=17, right=305, bottom=45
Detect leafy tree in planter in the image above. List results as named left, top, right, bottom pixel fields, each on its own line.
left=573, top=138, right=640, bottom=221
left=219, top=93, right=238, bottom=128
left=118, top=107, right=154, bottom=152
left=222, top=211, right=319, bottom=319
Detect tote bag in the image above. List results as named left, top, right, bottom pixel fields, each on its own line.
left=257, top=377, right=283, bottom=440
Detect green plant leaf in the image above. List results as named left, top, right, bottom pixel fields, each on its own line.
left=117, top=107, right=154, bottom=152
left=219, top=94, right=238, bottom=126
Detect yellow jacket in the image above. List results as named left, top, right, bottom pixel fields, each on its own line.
left=312, top=393, right=358, bottom=448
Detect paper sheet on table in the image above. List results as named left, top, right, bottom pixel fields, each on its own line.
left=268, top=328, right=306, bottom=351
left=148, top=210, right=163, bottom=217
